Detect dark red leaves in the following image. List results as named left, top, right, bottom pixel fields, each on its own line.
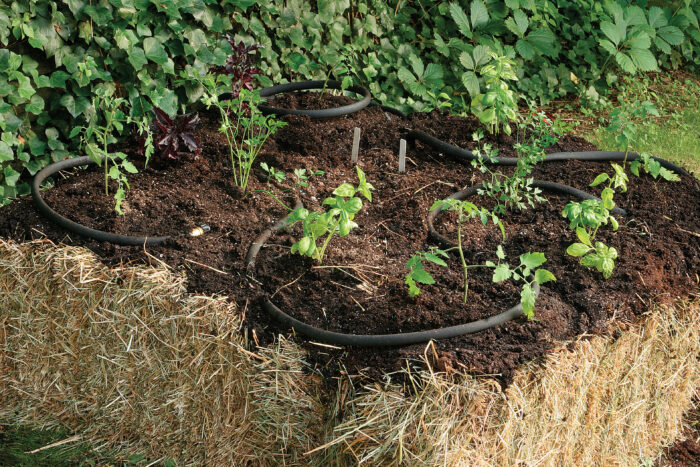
left=146, top=108, right=202, bottom=163
left=212, top=35, right=262, bottom=98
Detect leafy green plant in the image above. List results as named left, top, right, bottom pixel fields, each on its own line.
left=470, top=53, right=519, bottom=135
left=201, top=74, right=286, bottom=193
left=471, top=130, right=545, bottom=214
left=69, top=88, right=136, bottom=215
left=258, top=163, right=324, bottom=210
left=630, top=153, right=680, bottom=181
left=561, top=163, right=626, bottom=279
left=405, top=248, right=449, bottom=297
left=427, top=197, right=503, bottom=302
left=286, top=166, right=374, bottom=264
left=486, top=246, right=556, bottom=320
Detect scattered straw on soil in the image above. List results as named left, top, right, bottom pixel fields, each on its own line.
left=1, top=240, right=698, bottom=466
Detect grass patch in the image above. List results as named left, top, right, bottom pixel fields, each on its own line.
left=587, top=72, right=700, bottom=175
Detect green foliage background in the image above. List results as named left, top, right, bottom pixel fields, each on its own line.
left=1, top=0, right=698, bottom=203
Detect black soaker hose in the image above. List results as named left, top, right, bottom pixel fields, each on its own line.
left=245, top=202, right=539, bottom=347
left=407, top=129, right=691, bottom=177
left=31, top=156, right=170, bottom=246
left=427, top=182, right=628, bottom=249
left=258, top=80, right=371, bottom=118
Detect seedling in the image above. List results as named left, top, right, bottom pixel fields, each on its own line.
left=470, top=53, right=519, bottom=135
left=471, top=130, right=545, bottom=214
left=286, top=166, right=374, bottom=264
left=405, top=248, right=449, bottom=297
left=201, top=74, right=286, bottom=193
left=70, top=87, right=136, bottom=215
left=257, top=163, right=324, bottom=210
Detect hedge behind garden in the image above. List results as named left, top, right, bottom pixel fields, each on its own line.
left=1, top=0, right=698, bottom=204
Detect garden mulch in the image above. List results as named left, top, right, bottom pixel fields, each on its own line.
left=1, top=92, right=698, bottom=386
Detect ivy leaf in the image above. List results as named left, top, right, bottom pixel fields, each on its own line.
left=128, top=47, right=148, bottom=70
left=143, top=37, right=168, bottom=65
left=0, top=141, right=13, bottom=162
left=3, top=166, right=20, bottom=187
left=49, top=70, right=71, bottom=88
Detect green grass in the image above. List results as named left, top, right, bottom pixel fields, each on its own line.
left=587, top=73, right=700, bottom=175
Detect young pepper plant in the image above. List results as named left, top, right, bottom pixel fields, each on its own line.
left=286, top=166, right=374, bottom=265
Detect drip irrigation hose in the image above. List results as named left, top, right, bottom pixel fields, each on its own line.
left=245, top=201, right=538, bottom=347
left=407, top=129, right=691, bottom=177
left=258, top=80, right=371, bottom=118
left=427, top=182, right=628, bottom=250
left=31, top=156, right=170, bottom=246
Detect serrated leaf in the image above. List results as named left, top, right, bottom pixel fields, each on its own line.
left=647, top=7, right=667, bottom=29
left=657, top=25, right=683, bottom=46
left=601, top=21, right=622, bottom=46
left=520, top=252, right=546, bottom=269
left=122, top=160, right=138, bottom=174
left=461, top=71, right=480, bottom=97
left=629, top=48, right=658, bottom=71
left=449, top=2, right=472, bottom=38
left=423, top=63, right=444, bottom=88
left=626, top=32, right=651, bottom=50
left=513, top=9, right=529, bottom=35
left=459, top=51, right=475, bottom=70
left=515, top=39, right=535, bottom=60
left=473, top=45, right=490, bottom=66
left=424, top=252, right=447, bottom=267
left=397, top=66, right=416, bottom=85
left=534, top=268, right=556, bottom=285
left=526, top=28, right=555, bottom=54
left=411, top=268, right=436, bottom=285
left=520, top=283, right=536, bottom=319
left=492, top=263, right=512, bottom=282
left=470, top=0, right=489, bottom=29
left=615, top=52, right=636, bottom=73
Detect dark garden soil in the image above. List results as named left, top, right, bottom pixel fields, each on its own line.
left=1, top=92, right=699, bottom=388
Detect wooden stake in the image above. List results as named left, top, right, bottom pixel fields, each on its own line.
left=351, top=127, right=361, bottom=163
left=398, top=138, right=406, bottom=173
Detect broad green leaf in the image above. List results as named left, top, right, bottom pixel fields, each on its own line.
left=424, top=252, right=447, bottom=267
left=122, top=160, right=138, bottom=174
left=0, top=141, right=13, bottom=162
left=534, top=268, right=556, bottom=285
left=615, top=52, right=636, bottom=73
left=520, top=283, right=536, bottom=319
left=143, top=37, right=168, bottom=65
left=520, top=251, right=546, bottom=269
left=411, top=268, right=436, bottom=285
left=492, top=263, right=512, bottom=282
left=423, top=63, right=444, bottom=88
left=567, top=243, right=590, bottom=257
left=590, top=172, right=609, bottom=186
left=515, top=39, right=535, bottom=60
left=333, top=183, right=355, bottom=198
left=3, top=166, right=20, bottom=187
left=601, top=21, right=622, bottom=46
left=459, top=51, right=475, bottom=70
left=629, top=48, right=658, bottom=71
left=449, top=3, right=472, bottom=38
left=470, top=0, right=489, bottom=29
left=128, top=46, right=148, bottom=71
left=576, top=227, right=591, bottom=246
left=647, top=7, right=667, bottom=29
left=461, top=71, right=480, bottom=97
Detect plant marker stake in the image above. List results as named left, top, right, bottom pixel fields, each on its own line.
left=398, top=139, right=406, bottom=173
left=351, top=127, right=361, bottom=163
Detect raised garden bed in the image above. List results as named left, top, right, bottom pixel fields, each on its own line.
left=1, top=92, right=698, bottom=384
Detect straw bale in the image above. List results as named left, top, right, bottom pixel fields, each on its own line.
left=0, top=240, right=325, bottom=465
left=322, top=297, right=700, bottom=466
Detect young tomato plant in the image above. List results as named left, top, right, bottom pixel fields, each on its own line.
left=425, top=198, right=504, bottom=302
left=70, top=87, right=136, bottom=215
left=201, top=74, right=286, bottom=193
left=258, top=163, right=324, bottom=210
left=471, top=130, right=545, bottom=214
left=470, top=53, right=519, bottom=135
left=405, top=248, right=449, bottom=297
left=487, top=246, right=556, bottom=319
left=286, top=166, right=374, bottom=264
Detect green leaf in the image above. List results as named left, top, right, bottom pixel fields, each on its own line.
left=25, top=94, right=44, bottom=114
left=590, top=172, right=609, bottom=186
left=567, top=243, right=591, bottom=257
left=470, top=0, right=489, bottom=29
left=657, top=26, right=683, bottom=46
left=449, top=2, right=472, bottom=38
left=411, top=268, right=436, bottom=285
left=423, top=63, right=444, bottom=88
left=576, top=227, right=591, bottom=246
left=459, top=51, right=475, bottom=70
left=333, top=183, right=355, bottom=198
left=515, top=39, right=535, bottom=60
left=520, top=283, right=536, bottom=319
left=492, top=263, right=512, bottom=282
left=615, top=52, right=636, bottom=73
left=128, top=46, right=148, bottom=70
left=520, top=251, right=546, bottom=269
left=0, top=141, right=13, bottom=162
left=534, top=268, right=556, bottom=285
left=424, top=252, right=447, bottom=267
left=122, top=160, right=138, bottom=174
left=143, top=37, right=168, bottom=65
left=3, top=166, right=20, bottom=187
left=628, top=48, right=658, bottom=72
left=601, top=21, right=622, bottom=46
